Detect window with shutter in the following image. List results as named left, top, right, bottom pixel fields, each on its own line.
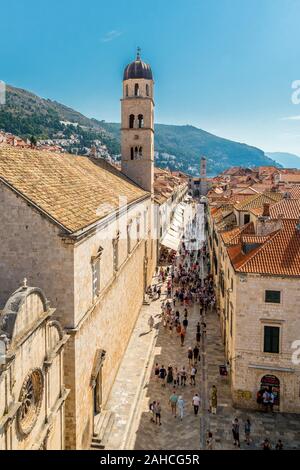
left=265, top=290, right=281, bottom=303
left=264, top=326, right=280, bottom=353
left=92, top=258, right=100, bottom=300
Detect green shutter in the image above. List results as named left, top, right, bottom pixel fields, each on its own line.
left=265, top=290, right=281, bottom=303
left=271, top=327, right=279, bottom=353
left=264, top=326, right=279, bottom=353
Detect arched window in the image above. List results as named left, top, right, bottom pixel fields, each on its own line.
left=139, top=147, right=143, bottom=157
left=146, top=84, right=149, bottom=96
left=134, top=83, right=139, bottom=96
left=129, top=114, right=135, bottom=128
left=138, top=114, right=144, bottom=128
left=125, top=84, right=128, bottom=97
left=134, top=146, right=138, bottom=158
left=130, top=147, right=134, bottom=160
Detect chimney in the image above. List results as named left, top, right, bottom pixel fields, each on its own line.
left=262, top=203, right=270, bottom=217
left=296, top=218, right=300, bottom=233
left=262, top=202, right=270, bottom=217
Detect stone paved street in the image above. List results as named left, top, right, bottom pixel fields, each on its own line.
left=134, top=297, right=202, bottom=450
left=105, top=207, right=300, bottom=450
left=132, top=296, right=300, bottom=450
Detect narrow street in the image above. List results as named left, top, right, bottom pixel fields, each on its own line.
left=105, top=202, right=300, bottom=451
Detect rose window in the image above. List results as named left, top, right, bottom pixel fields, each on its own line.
left=17, top=369, right=44, bottom=436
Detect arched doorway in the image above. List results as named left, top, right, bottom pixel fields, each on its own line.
left=260, top=375, right=280, bottom=406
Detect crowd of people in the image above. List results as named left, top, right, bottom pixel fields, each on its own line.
left=145, top=206, right=285, bottom=450
left=148, top=209, right=213, bottom=430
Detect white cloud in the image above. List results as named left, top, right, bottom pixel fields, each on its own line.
left=281, top=115, right=300, bottom=121
left=101, top=30, right=122, bottom=43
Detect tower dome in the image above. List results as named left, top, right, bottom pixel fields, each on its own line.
left=123, top=48, right=153, bottom=81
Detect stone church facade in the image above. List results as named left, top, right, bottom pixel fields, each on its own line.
left=0, top=52, right=161, bottom=449
left=0, top=284, right=69, bottom=449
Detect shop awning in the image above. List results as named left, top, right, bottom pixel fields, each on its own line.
left=160, top=202, right=190, bottom=251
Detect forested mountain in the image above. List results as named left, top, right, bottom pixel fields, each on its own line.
left=0, top=85, right=279, bottom=175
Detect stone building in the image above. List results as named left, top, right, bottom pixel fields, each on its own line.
left=0, top=283, right=68, bottom=449
left=207, top=185, right=300, bottom=413
left=0, top=51, right=159, bottom=449
left=0, top=50, right=190, bottom=449
left=121, top=48, right=154, bottom=194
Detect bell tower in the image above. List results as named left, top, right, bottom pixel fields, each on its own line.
left=121, top=48, right=154, bottom=194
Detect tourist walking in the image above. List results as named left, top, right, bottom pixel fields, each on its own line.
left=190, top=366, right=197, bottom=386
left=154, top=401, right=162, bottom=425
left=159, top=365, right=167, bottom=387
left=177, top=396, right=185, bottom=420
left=154, top=363, right=160, bottom=381
left=193, top=345, right=200, bottom=364
left=187, top=347, right=193, bottom=365
left=180, top=366, right=187, bottom=386
left=180, top=327, right=186, bottom=347
left=169, top=390, right=178, bottom=418
left=206, top=432, right=214, bottom=450
left=183, top=317, right=188, bottom=330
left=173, top=366, right=180, bottom=387
left=192, top=393, right=200, bottom=415
left=167, top=365, right=174, bottom=386
left=148, top=314, right=154, bottom=330
left=262, top=438, right=271, bottom=450
left=210, top=385, right=217, bottom=414
left=275, top=439, right=283, bottom=450
left=262, top=389, right=270, bottom=412
left=149, top=400, right=156, bottom=422
left=244, top=419, right=251, bottom=445
left=232, top=418, right=240, bottom=447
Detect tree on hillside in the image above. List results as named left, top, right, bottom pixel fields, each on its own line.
left=30, top=135, right=37, bottom=147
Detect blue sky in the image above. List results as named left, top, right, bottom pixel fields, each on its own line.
left=1, top=0, right=300, bottom=154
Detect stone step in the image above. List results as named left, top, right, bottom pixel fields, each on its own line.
left=90, top=441, right=105, bottom=450
left=91, top=410, right=115, bottom=449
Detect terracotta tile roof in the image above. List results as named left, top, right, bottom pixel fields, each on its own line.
left=228, top=219, right=300, bottom=276
left=0, top=145, right=148, bottom=233
left=269, top=199, right=300, bottom=220
left=241, top=234, right=271, bottom=244
left=249, top=206, right=263, bottom=216
left=154, top=167, right=188, bottom=204
left=249, top=198, right=300, bottom=220
left=278, top=173, right=300, bottom=184
left=214, top=209, right=233, bottom=225
left=234, top=192, right=282, bottom=211
left=289, top=185, right=300, bottom=199
left=221, top=222, right=254, bottom=245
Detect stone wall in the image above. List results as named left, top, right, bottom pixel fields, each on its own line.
left=0, top=183, right=74, bottom=326
left=0, top=290, right=66, bottom=450
left=231, top=274, right=300, bottom=412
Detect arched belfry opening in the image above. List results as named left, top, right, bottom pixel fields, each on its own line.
left=121, top=48, right=154, bottom=193
left=138, top=114, right=144, bottom=128
left=129, top=114, right=135, bottom=129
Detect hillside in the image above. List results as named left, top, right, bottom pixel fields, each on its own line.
left=0, top=84, right=279, bottom=175
left=101, top=122, right=279, bottom=176
left=266, top=152, right=300, bottom=169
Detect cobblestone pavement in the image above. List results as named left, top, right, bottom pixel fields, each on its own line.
left=105, top=294, right=160, bottom=450
left=203, top=308, right=300, bottom=450
left=132, top=297, right=300, bottom=450
left=105, top=213, right=300, bottom=449
left=134, top=296, right=202, bottom=450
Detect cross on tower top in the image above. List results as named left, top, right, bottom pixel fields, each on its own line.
left=136, top=47, right=141, bottom=60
